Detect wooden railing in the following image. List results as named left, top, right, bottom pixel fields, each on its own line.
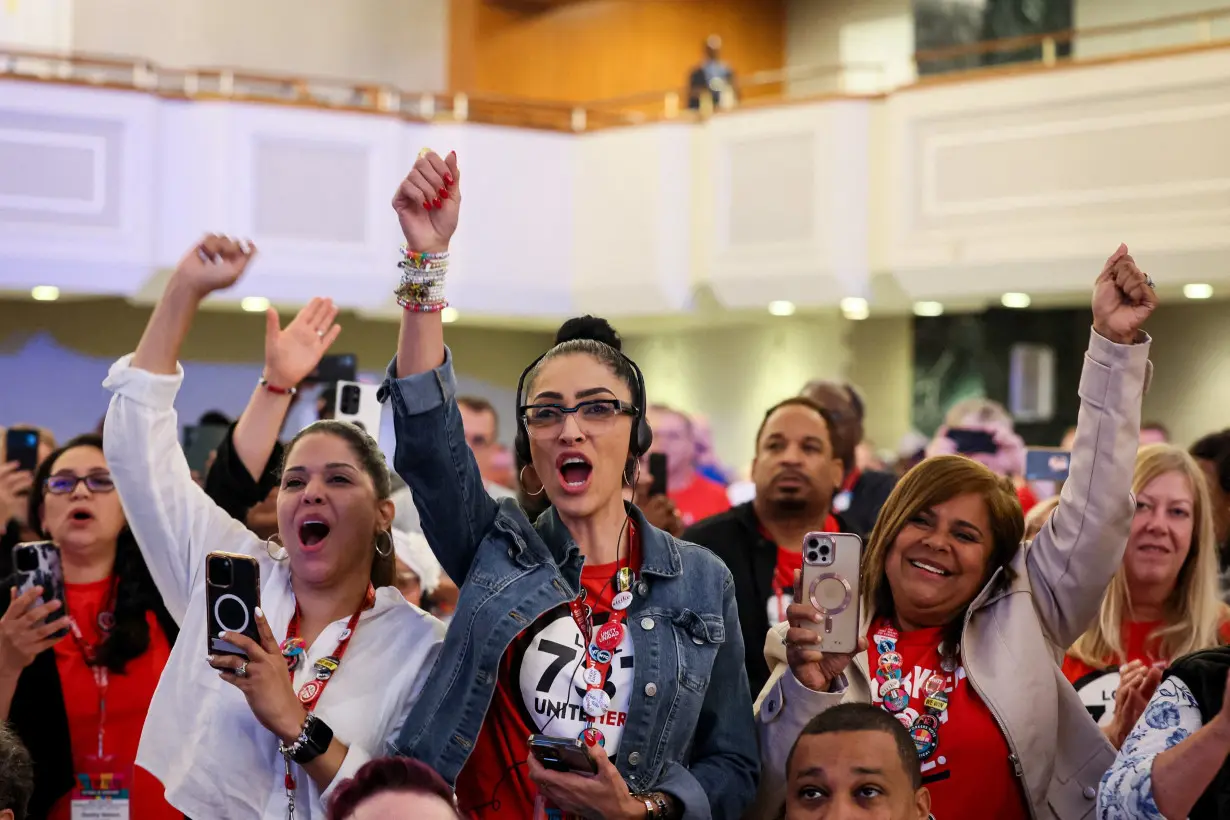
left=3, top=6, right=1230, bottom=132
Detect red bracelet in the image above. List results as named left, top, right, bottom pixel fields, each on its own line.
left=258, top=376, right=297, bottom=396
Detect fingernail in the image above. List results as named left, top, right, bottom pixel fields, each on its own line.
left=449, top=150, right=456, bottom=159
left=206, top=654, right=214, bottom=663
left=444, top=174, right=454, bottom=186
left=255, top=607, right=264, bottom=618
left=196, top=249, right=209, bottom=263
left=422, top=201, right=432, bottom=211
left=239, top=239, right=252, bottom=255
left=811, top=613, right=822, bottom=623
left=432, top=198, right=442, bottom=209
left=439, top=188, right=449, bottom=199
left=217, top=630, right=227, bottom=639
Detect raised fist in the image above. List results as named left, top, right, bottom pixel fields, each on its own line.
left=1093, top=244, right=1157, bottom=344
left=392, top=150, right=460, bottom=255
left=174, top=234, right=256, bottom=298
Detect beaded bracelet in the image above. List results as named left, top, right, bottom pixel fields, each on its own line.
left=396, top=245, right=449, bottom=312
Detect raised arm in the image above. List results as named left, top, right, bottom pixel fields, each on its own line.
left=380, top=152, right=498, bottom=583
left=1027, top=245, right=1157, bottom=647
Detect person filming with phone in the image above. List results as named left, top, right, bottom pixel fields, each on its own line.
left=0, top=434, right=180, bottom=819
left=751, top=244, right=1156, bottom=819
left=101, top=236, right=445, bottom=819
left=383, top=151, right=758, bottom=819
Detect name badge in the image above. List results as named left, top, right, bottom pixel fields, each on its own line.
left=71, top=800, right=129, bottom=820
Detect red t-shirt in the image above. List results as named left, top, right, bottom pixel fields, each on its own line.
left=49, top=577, right=179, bottom=820
left=1016, top=484, right=1038, bottom=515
left=1063, top=618, right=1230, bottom=726
left=867, top=619, right=1029, bottom=820
left=456, top=531, right=643, bottom=819
left=765, top=515, right=840, bottom=625
left=670, top=474, right=730, bottom=528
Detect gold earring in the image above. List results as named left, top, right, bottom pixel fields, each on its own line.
left=519, top=465, right=544, bottom=497
left=265, top=533, right=288, bottom=562
left=374, top=530, right=394, bottom=558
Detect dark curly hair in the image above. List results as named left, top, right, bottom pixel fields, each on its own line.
left=26, top=434, right=176, bottom=674
left=328, top=757, right=458, bottom=819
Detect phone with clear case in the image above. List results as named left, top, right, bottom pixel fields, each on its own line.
left=798, top=532, right=862, bottom=654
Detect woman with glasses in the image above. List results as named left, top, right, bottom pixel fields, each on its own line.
left=0, top=434, right=180, bottom=819
left=383, top=153, right=758, bottom=820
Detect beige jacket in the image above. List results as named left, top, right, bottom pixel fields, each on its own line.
left=750, top=330, right=1151, bottom=820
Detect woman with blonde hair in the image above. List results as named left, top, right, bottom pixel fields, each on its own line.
left=749, top=244, right=1156, bottom=819
left=1063, top=444, right=1230, bottom=746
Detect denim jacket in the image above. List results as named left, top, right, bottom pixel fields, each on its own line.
left=380, top=349, right=759, bottom=820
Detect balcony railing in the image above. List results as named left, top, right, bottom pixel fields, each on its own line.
left=4, top=6, right=1230, bottom=132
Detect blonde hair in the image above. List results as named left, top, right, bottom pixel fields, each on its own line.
left=1024, top=496, right=1061, bottom=542
left=862, top=455, right=1025, bottom=650
left=1068, top=444, right=1226, bottom=668
left=943, top=398, right=1013, bottom=429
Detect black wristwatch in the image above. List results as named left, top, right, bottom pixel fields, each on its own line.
left=279, top=713, right=334, bottom=764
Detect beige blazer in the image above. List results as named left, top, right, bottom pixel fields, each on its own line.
left=750, top=330, right=1152, bottom=820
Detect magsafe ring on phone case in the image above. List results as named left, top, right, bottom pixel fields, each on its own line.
left=808, top=573, right=853, bottom=634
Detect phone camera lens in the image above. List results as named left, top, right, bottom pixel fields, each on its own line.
left=805, top=538, right=819, bottom=550
left=340, top=384, right=361, bottom=415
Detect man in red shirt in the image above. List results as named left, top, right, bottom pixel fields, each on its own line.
left=644, top=405, right=730, bottom=527
left=684, top=397, right=845, bottom=697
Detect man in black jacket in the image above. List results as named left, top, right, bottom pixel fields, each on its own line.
left=684, top=396, right=846, bottom=697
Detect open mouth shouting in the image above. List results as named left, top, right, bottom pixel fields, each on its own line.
left=67, top=506, right=95, bottom=527
left=556, top=451, right=594, bottom=495
left=297, top=517, right=333, bottom=553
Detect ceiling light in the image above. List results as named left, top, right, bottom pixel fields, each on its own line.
left=840, top=297, right=869, bottom=320
left=240, top=296, right=270, bottom=313
left=913, top=301, right=944, bottom=317
left=768, top=300, right=796, bottom=317
left=441, top=306, right=459, bottom=324
left=1183, top=283, right=1213, bottom=300
left=1001, top=292, right=1031, bottom=309
left=30, top=285, right=59, bottom=301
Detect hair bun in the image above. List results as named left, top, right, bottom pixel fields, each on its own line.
left=554, top=315, right=622, bottom=351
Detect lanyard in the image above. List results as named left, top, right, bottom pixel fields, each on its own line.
left=277, top=583, right=374, bottom=817
left=67, top=584, right=116, bottom=761
left=567, top=565, right=633, bottom=728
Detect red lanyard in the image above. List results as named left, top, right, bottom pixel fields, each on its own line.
left=281, top=583, right=374, bottom=712
left=568, top=565, right=633, bottom=725
left=67, top=585, right=116, bottom=761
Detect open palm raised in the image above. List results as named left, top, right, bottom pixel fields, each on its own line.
left=263, top=297, right=342, bottom=389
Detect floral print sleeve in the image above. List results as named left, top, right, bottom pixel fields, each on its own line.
left=1097, top=676, right=1203, bottom=819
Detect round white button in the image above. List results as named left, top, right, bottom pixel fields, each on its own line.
left=644, top=682, right=657, bottom=697
left=640, top=617, right=655, bottom=631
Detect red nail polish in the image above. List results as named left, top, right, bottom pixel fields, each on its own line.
left=439, top=188, right=449, bottom=199
left=422, top=201, right=432, bottom=211
left=443, top=174, right=454, bottom=187
left=433, top=198, right=442, bottom=209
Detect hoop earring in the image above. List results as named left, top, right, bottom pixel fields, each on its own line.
left=265, top=533, right=288, bottom=562
left=375, top=530, right=394, bottom=558
left=623, top=459, right=640, bottom=488
left=519, top=465, right=544, bottom=497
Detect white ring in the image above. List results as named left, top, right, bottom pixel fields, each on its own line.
left=214, top=593, right=251, bottom=636
left=316, top=329, right=325, bottom=338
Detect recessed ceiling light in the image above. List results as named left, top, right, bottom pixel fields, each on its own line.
left=1184, top=283, right=1213, bottom=300
left=30, top=285, right=59, bottom=301
left=913, top=301, right=944, bottom=317
left=768, top=300, right=796, bottom=317
left=240, top=296, right=270, bottom=313
left=1001, top=292, right=1031, bottom=309
left=441, top=306, right=459, bottom=324
left=840, top=297, right=869, bottom=320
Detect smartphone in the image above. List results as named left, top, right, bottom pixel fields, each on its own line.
left=648, top=453, right=668, bottom=497
left=182, top=424, right=230, bottom=476
left=12, top=541, right=69, bottom=639
left=798, top=532, right=862, bottom=654
left=947, top=428, right=998, bottom=455
left=4, top=428, right=40, bottom=473
left=1025, top=448, right=1072, bottom=482
left=307, top=353, right=357, bottom=385
left=529, top=735, right=598, bottom=775
left=334, top=381, right=383, bottom=443
left=205, top=552, right=262, bottom=658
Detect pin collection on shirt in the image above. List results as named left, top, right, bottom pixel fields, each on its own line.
left=567, top=566, right=634, bottom=751
left=871, top=625, right=955, bottom=760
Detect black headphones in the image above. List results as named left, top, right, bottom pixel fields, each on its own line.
left=513, top=345, right=653, bottom=466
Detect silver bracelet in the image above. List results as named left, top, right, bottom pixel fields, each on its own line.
left=278, top=712, right=316, bottom=760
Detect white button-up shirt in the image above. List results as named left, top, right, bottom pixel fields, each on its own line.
left=103, top=355, right=445, bottom=819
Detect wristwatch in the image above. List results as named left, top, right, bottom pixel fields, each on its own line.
left=279, top=713, right=334, bottom=764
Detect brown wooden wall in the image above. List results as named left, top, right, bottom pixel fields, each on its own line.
left=450, top=0, right=785, bottom=102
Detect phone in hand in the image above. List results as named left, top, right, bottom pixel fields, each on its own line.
left=947, top=428, right=999, bottom=455
left=4, top=428, right=40, bottom=473
left=529, top=734, right=598, bottom=775
left=1025, top=449, right=1071, bottom=482
left=183, top=424, right=230, bottom=476
left=334, top=381, right=383, bottom=443
left=205, top=552, right=262, bottom=658
left=798, top=532, right=862, bottom=654
left=12, top=541, right=68, bottom=639
left=648, top=453, right=668, bottom=497
left=307, top=353, right=357, bottom=385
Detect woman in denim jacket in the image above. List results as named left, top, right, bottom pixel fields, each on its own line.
left=381, top=153, right=758, bottom=820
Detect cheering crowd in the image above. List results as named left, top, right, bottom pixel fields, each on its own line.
left=1, top=151, right=1230, bottom=820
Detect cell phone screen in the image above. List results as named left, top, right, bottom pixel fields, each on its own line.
left=648, top=453, right=668, bottom=497
left=947, top=428, right=998, bottom=455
